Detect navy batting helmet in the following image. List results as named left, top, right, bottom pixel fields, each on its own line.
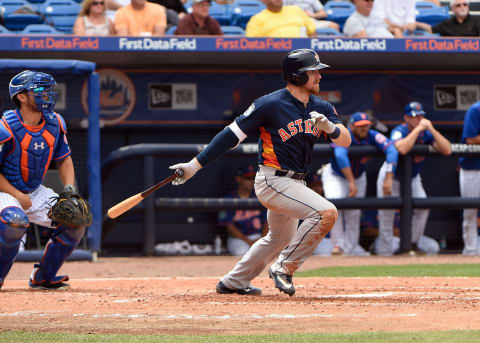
left=282, top=49, right=329, bottom=86
left=9, top=70, right=57, bottom=112
left=404, top=101, right=426, bottom=117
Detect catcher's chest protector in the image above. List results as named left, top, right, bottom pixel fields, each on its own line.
left=0, top=110, right=61, bottom=192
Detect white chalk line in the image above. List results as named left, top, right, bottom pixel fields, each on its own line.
left=0, top=311, right=417, bottom=320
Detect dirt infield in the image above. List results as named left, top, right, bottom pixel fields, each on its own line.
left=1, top=255, right=480, bottom=335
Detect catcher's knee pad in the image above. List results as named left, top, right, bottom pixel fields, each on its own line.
left=0, top=207, right=29, bottom=281
left=30, top=225, right=85, bottom=284
left=319, top=208, right=338, bottom=233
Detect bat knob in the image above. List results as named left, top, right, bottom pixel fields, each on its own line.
left=176, top=169, right=184, bottom=177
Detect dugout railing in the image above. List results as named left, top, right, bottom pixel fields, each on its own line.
left=102, top=143, right=480, bottom=255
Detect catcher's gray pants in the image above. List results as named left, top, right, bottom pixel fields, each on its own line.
left=221, top=165, right=337, bottom=290
left=459, top=168, right=480, bottom=255
left=376, top=162, right=429, bottom=256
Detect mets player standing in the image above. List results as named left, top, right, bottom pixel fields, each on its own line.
left=376, top=102, right=451, bottom=256
left=459, top=101, right=480, bottom=255
left=322, top=112, right=398, bottom=256
left=170, top=49, right=351, bottom=296
left=0, top=70, right=85, bottom=290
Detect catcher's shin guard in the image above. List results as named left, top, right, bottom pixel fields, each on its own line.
left=30, top=225, right=85, bottom=284
left=0, top=207, right=29, bottom=281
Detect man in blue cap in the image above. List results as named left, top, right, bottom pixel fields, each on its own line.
left=322, top=112, right=398, bottom=256
left=376, top=101, right=451, bottom=256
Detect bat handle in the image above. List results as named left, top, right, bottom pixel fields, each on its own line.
left=175, top=169, right=185, bottom=177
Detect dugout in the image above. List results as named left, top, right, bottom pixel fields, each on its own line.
left=0, top=36, right=475, bottom=255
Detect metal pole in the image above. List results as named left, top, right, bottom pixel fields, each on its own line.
left=143, top=155, right=156, bottom=255
left=399, top=154, right=413, bottom=252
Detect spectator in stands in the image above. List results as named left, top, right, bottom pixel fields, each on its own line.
left=429, top=0, right=480, bottom=36
left=106, top=0, right=130, bottom=22
left=283, top=0, right=340, bottom=32
left=371, top=0, right=421, bottom=37
left=376, top=102, right=451, bottom=256
left=322, top=112, right=398, bottom=256
left=149, top=0, right=188, bottom=32
left=343, top=0, right=394, bottom=37
left=218, top=165, right=268, bottom=256
left=245, top=0, right=317, bottom=37
left=459, top=101, right=480, bottom=255
left=74, top=0, right=115, bottom=35
left=175, top=0, right=222, bottom=35
left=115, top=0, right=167, bottom=36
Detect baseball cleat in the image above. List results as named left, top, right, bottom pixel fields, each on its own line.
left=269, top=268, right=295, bottom=296
left=216, top=281, right=262, bottom=296
left=29, top=279, right=71, bottom=291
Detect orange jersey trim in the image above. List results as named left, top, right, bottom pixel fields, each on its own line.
left=41, top=129, right=55, bottom=180
left=259, top=127, right=280, bottom=169
left=20, top=134, right=32, bottom=183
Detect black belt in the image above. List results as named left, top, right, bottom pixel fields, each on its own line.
left=274, top=170, right=306, bottom=181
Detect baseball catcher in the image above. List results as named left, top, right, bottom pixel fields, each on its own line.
left=0, top=70, right=90, bottom=291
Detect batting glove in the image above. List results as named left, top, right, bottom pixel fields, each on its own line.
left=169, top=158, right=202, bottom=185
left=308, top=111, right=335, bottom=134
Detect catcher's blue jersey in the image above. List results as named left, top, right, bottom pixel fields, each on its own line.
left=391, top=123, right=433, bottom=178
left=0, top=109, right=71, bottom=192
left=235, top=89, right=342, bottom=173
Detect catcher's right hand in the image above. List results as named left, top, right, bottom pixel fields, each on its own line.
left=48, top=189, right=93, bottom=228
left=169, top=158, right=202, bottom=185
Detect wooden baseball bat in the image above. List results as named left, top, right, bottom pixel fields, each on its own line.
left=107, top=169, right=184, bottom=219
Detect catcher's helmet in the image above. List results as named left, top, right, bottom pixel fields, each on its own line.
left=9, top=70, right=57, bottom=112
left=282, top=49, right=329, bottom=86
left=404, top=101, right=426, bottom=117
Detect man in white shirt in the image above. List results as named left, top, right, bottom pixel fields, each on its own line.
left=371, top=0, right=417, bottom=37
left=343, top=0, right=394, bottom=37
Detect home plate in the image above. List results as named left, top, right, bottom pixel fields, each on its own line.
left=316, top=292, right=394, bottom=299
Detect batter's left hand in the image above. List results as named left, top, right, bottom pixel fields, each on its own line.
left=169, top=158, right=202, bottom=185
left=308, top=111, right=335, bottom=134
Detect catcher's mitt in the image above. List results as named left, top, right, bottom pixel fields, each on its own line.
left=48, top=191, right=93, bottom=228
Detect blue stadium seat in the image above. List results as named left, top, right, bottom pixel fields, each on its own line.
left=0, top=0, right=29, bottom=15
left=209, top=2, right=234, bottom=26
left=166, top=25, right=176, bottom=35
left=231, top=0, right=265, bottom=29
left=3, top=12, right=44, bottom=31
left=415, top=1, right=449, bottom=26
left=404, top=29, right=440, bottom=37
left=316, top=27, right=342, bottom=36
left=39, top=0, right=80, bottom=33
left=221, top=25, right=245, bottom=35
left=21, top=23, right=62, bottom=33
left=324, top=1, right=355, bottom=30
left=0, top=24, right=13, bottom=34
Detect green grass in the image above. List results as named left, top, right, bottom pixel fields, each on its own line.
left=2, top=331, right=480, bottom=343
left=296, top=263, right=480, bottom=277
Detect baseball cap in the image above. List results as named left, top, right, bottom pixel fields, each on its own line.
left=192, top=0, right=211, bottom=4
left=349, top=112, right=372, bottom=126
left=404, top=102, right=426, bottom=117
left=237, top=164, right=256, bottom=178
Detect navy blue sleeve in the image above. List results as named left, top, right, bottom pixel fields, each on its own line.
left=196, top=127, right=239, bottom=167
left=323, top=102, right=342, bottom=125
left=235, top=99, right=269, bottom=136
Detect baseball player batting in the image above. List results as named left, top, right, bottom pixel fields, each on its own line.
left=0, top=70, right=88, bottom=291
left=169, top=49, right=351, bottom=296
